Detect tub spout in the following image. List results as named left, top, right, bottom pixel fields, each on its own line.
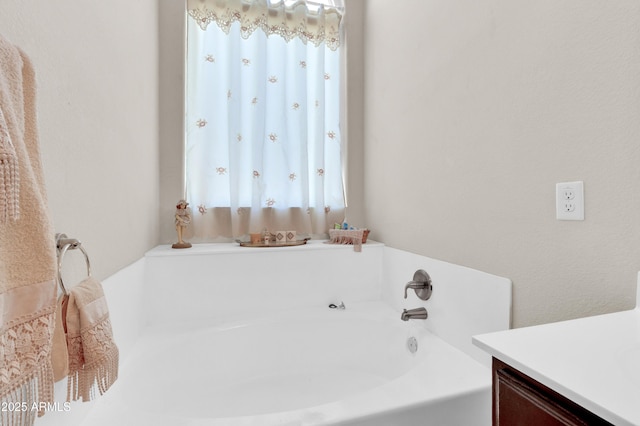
left=401, top=307, right=428, bottom=321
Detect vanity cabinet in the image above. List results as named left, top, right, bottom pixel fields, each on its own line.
left=492, top=358, right=613, bottom=426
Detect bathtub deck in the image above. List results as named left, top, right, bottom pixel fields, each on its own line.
left=79, top=302, right=491, bottom=426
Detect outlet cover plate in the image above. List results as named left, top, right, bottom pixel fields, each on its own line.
left=556, top=181, right=584, bottom=220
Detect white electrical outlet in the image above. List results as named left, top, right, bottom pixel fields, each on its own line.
left=556, top=181, right=584, bottom=220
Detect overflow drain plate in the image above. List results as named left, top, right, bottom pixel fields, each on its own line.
left=407, top=336, right=418, bottom=354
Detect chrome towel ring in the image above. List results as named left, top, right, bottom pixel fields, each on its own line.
left=55, top=233, right=91, bottom=295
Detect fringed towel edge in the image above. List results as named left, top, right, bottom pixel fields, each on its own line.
left=0, top=359, right=54, bottom=426
left=327, top=229, right=364, bottom=252
left=66, top=344, right=119, bottom=403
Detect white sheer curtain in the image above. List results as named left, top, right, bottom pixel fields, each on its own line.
left=185, top=0, right=346, bottom=241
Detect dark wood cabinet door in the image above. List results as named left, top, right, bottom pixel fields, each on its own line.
left=492, top=358, right=613, bottom=426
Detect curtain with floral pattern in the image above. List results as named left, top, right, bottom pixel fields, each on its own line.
left=185, top=0, right=345, bottom=241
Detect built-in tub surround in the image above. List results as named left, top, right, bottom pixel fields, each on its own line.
left=143, top=241, right=387, bottom=326
left=37, top=241, right=511, bottom=426
left=383, top=247, right=512, bottom=366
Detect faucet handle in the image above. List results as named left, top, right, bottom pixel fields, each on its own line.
left=403, top=269, right=433, bottom=301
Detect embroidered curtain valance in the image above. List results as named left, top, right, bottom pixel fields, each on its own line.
left=186, top=0, right=342, bottom=51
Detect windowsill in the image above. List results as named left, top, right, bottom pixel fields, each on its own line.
left=145, top=239, right=383, bottom=257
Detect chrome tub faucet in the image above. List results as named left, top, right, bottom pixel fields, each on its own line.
left=401, top=307, right=428, bottom=321
left=401, top=269, right=432, bottom=321
left=404, top=269, right=433, bottom=300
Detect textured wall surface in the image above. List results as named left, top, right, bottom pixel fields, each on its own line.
left=0, top=1, right=160, bottom=280
left=363, top=0, right=640, bottom=327
left=158, top=0, right=187, bottom=244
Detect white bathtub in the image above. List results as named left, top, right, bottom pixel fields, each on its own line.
left=38, top=241, right=511, bottom=426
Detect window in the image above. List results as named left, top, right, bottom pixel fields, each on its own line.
left=184, top=0, right=346, bottom=240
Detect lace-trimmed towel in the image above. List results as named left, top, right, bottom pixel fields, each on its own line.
left=0, top=106, right=19, bottom=223
left=64, top=277, right=119, bottom=402
left=0, top=35, right=58, bottom=426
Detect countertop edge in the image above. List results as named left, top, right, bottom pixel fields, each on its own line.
left=472, top=308, right=640, bottom=426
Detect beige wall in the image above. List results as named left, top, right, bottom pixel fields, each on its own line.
left=159, top=0, right=187, bottom=243
left=343, top=0, right=367, bottom=230
left=363, top=0, right=640, bottom=327
left=0, top=1, right=160, bottom=280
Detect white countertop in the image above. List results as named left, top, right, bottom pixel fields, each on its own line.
left=473, top=306, right=640, bottom=426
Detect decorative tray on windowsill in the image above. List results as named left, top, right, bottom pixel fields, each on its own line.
left=237, top=240, right=307, bottom=248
